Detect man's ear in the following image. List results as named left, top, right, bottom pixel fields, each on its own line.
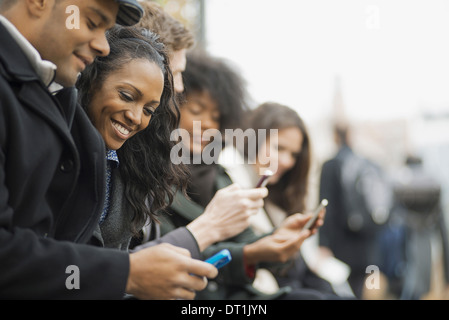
left=25, top=0, right=53, bottom=18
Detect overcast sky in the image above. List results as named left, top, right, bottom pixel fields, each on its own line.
left=205, top=0, right=449, bottom=124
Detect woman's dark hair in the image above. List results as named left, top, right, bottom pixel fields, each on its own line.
left=181, top=49, right=251, bottom=131
left=76, top=25, right=188, bottom=233
left=244, top=102, right=311, bottom=214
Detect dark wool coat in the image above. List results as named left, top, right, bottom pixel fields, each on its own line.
left=0, top=24, right=129, bottom=299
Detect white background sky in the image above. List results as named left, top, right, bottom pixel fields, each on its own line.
left=204, top=0, right=449, bottom=124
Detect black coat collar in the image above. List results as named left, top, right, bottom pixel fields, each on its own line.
left=0, top=23, right=78, bottom=144
left=0, top=23, right=41, bottom=83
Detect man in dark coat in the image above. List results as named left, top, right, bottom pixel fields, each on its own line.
left=318, top=125, right=391, bottom=299
left=0, top=0, right=216, bottom=299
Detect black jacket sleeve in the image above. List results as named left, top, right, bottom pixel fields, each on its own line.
left=0, top=226, right=130, bottom=299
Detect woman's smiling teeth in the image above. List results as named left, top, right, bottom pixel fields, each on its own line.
left=112, top=120, right=131, bottom=136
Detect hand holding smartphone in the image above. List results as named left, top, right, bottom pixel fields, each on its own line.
left=303, top=199, right=328, bottom=230
left=255, top=170, right=273, bottom=188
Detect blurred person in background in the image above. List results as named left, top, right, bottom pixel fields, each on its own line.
left=387, top=155, right=449, bottom=299
left=318, top=124, right=393, bottom=299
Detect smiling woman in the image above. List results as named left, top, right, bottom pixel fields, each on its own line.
left=87, top=58, right=163, bottom=150
left=76, top=25, right=189, bottom=248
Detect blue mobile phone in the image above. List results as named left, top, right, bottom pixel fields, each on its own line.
left=204, top=249, right=232, bottom=269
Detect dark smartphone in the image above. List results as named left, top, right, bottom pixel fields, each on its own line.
left=255, top=170, right=274, bottom=188
left=303, top=199, right=328, bottom=230
left=204, top=249, right=232, bottom=269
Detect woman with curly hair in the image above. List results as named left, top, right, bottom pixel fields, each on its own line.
left=76, top=25, right=186, bottom=249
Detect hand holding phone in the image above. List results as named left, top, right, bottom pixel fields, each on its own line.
left=255, top=170, right=274, bottom=188
left=204, top=249, right=232, bottom=269
left=303, top=199, right=328, bottom=230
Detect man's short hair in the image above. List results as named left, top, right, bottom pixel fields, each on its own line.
left=136, top=1, right=194, bottom=53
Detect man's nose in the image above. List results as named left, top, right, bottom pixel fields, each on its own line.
left=91, top=33, right=110, bottom=57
